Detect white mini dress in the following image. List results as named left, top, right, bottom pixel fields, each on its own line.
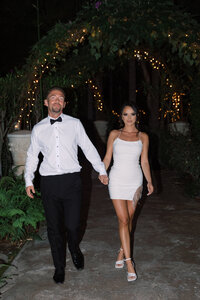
left=108, top=135, right=143, bottom=205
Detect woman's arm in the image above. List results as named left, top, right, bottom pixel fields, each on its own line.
left=103, top=130, right=118, bottom=170
left=140, top=133, right=154, bottom=195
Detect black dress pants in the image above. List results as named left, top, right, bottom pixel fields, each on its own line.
left=40, top=172, right=81, bottom=270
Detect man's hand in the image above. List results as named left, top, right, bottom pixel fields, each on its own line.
left=98, top=175, right=109, bottom=185
left=26, top=185, right=35, bottom=199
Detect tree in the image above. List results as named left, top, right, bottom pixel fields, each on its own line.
left=16, top=0, right=200, bottom=129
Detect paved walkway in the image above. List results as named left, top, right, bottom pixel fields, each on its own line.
left=1, top=168, right=200, bottom=300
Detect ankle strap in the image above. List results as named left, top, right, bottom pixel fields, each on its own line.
left=124, top=258, right=131, bottom=261
left=119, top=248, right=123, bottom=252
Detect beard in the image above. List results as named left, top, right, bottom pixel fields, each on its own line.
left=52, top=104, right=62, bottom=113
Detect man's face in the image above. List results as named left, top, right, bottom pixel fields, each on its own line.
left=44, top=89, right=66, bottom=116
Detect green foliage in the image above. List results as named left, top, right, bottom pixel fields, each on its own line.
left=0, top=266, right=16, bottom=289
left=0, top=176, right=45, bottom=242
left=25, top=0, right=200, bottom=81
left=159, top=132, right=200, bottom=196
left=76, top=0, right=200, bottom=66
left=19, top=0, right=199, bottom=134
left=190, top=74, right=200, bottom=142
left=1, top=0, right=200, bottom=143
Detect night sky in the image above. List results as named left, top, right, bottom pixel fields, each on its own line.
left=0, top=0, right=86, bottom=75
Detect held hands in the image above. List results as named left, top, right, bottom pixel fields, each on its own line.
left=147, top=182, right=154, bottom=196
left=26, top=185, right=35, bottom=199
left=98, top=174, right=109, bottom=185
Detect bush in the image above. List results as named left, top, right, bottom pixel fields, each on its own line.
left=159, top=132, right=200, bottom=197
left=0, top=176, right=45, bottom=242
left=190, top=75, right=200, bottom=143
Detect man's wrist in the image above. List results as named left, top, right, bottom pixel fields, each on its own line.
left=99, top=171, right=107, bottom=176
left=25, top=181, right=33, bottom=188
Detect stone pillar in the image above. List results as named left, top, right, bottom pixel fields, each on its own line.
left=168, top=121, right=190, bottom=136
left=7, top=130, right=31, bottom=176
left=93, top=120, right=108, bottom=143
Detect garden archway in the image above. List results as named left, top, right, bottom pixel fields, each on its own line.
left=16, top=0, right=200, bottom=132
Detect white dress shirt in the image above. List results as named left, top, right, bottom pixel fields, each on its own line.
left=24, top=113, right=107, bottom=187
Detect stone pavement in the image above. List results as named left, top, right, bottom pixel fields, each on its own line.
left=0, top=168, right=200, bottom=300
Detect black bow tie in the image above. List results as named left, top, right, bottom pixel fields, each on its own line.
left=50, top=116, right=62, bottom=125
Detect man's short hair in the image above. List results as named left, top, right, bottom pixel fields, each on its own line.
left=45, top=86, right=66, bottom=100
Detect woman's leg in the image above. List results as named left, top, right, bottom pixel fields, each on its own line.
left=126, top=200, right=137, bottom=275
left=116, top=202, right=135, bottom=262
left=112, top=199, right=135, bottom=274
left=127, top=200, right=135, bottom=232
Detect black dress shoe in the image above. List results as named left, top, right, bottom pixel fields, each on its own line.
left=53, top=268, right=65, bottom=284
left=70, top=248, right=84, bottom=270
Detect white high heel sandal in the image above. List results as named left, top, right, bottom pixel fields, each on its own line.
left=125, top=258, right=137, bottom=282
left=115, top=248, right=124, bottom=269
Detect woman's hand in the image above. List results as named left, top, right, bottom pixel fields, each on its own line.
left=147, top=182, right=154, bottom=196
left=99, top=175, right=109, bottom=185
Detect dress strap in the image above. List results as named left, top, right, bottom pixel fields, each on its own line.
left=138, top=131, right=142, bottom=142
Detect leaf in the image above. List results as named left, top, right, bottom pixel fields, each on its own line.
left=8, top=209, right=25, bottom=217
left=24, top=218, right=37, bottom=228
left=110, top=44, right=118, bottom=53
left=94, top=53, right=101, bottom=60
left=0, top=176, right=15, bottom=190
left=192, top=53, right=197, bottom=60
left=12, top=219, right=24, bottom=229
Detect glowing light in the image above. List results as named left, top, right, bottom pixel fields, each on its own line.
left=17, top=25, right=181, bottom=129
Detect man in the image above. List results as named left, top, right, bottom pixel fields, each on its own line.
left=25, top=86, right=108, bottom=284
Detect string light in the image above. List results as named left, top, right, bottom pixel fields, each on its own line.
left=163, top=92, right=185, bottom=122
left=86, top=79, right=104, bottom=111
left=112, top=110, right=119, bottom=117
left=138, top=109, right=146, bottom=115
left=17, top=27, right=88, bottom=127
left=132, top=49, right=185, bottom=122
left=133, top=49, right=164, bottom=70
left=17, top=26, right=187, bottom=127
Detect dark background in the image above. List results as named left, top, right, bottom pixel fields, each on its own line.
left=0, top=0, right=89, bottom=75
left=0, top=0, right=200, bottom=75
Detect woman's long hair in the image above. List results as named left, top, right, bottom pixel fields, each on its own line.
left=119, top=102, right=139, bottom=129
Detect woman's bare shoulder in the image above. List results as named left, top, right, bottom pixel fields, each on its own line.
left=109, top=129, right=120, bottom=138
left=139, top=131, right=149, bottom=141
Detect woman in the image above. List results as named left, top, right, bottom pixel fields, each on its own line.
left=103, top=103, right=154, bottom=282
